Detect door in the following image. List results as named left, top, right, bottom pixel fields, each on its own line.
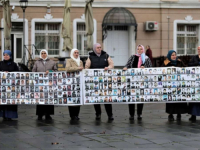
left=14, top=34, right=23, bottom=63
left=105, top=26, right=129, bottom=66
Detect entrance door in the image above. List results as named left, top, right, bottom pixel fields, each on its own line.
left=105, top=26, right=129, bottom=66
left=14, top=34, right=23, bottom=63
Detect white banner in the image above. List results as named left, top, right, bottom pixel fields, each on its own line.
left=0, top=71, right=82, bottom=106
left=83, top=67, right=200, bottom=104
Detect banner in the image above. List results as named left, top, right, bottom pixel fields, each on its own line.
left=83, top=67, right=200, bottom=104
left=0, top=72, right=82, bottom=106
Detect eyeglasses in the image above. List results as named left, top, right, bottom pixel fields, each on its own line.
left=74, top=52, right=79, bottom=54
left=97, top=47, right=101, bottom=49
left=41, top=53, right=46, bottom=55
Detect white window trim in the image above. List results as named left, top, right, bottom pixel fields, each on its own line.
left=31, top=18, right=63, bottom=58
left=173, top=19, right=200, bottom=55
left=1, top=18, right=29, bottom=61
left=73, top=17, right=97, bottom=56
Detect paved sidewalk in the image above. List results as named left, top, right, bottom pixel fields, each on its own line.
left=0, top=104, right=200, bottom=150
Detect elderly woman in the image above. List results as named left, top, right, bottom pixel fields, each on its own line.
left=123, top=45, right=152, bottom=121
left=162, top=50, right=187, bottom=121
left=188, top=46, right=200, bottom=121
left=32, top=49, right=57, bottom=120
left=66, top=48, right=83, bottom=120
left=0, top=50, right=19, bottom=120
left=85, top=43, right=114, bottom=121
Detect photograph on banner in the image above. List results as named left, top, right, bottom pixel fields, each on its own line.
left=83, top=67, right=200, bottom=104
left=0, top=71, right=82, bottom=106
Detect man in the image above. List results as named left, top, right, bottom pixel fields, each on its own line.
left=85, top=43, right=114, bottom=121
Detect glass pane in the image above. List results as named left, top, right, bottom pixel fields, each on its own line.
left=177, top=25, right=185, bottom=31
left=35, top=23, right=45, bottom=30
left=187, top=25, right=196, bottom=32
left=186, top=37, right=197, bottom=54
left=35, top=35, right=45, bottom=49
left=48, top=36, right=59, bottom=49
left=77, top=34, right=82, bottom=54
left=16, top=38, right=22, bottom=58
left=48, top=24, right=59, bottom=30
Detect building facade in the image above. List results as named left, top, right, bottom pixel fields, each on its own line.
left=1, top=0, right=200, bottom=66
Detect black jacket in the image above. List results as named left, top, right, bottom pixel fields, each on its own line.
left=188, top=55, right=199, bottom=66
left=89, top=51, right=109, bottom=69
left=0, top=60, right=19, bottom=72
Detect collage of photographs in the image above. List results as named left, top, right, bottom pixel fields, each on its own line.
left=0, top=71, right=82, bottom=105
left=83, top=67, right=200, bottom=104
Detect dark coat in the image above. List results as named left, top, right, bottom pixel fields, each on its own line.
left=188, top=55, right=200, bottom=116
left=0, top=59, right=19, bottom=119
left=162, top=58, right=188, bottom=114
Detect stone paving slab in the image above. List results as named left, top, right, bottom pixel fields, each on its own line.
left=0, top=104, right=200, bottom=149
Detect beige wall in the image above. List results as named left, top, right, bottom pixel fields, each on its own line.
left=0, top=6, right=200, bottom=60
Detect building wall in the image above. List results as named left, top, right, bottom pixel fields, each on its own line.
left=1, top=1, right=200, bottom=61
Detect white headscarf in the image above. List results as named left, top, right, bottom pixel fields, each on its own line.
left=70, top=48, right=80, bottom=66
left=40, top=49, right=48, bottom=61
left=93, top=43, right=101, bottom=57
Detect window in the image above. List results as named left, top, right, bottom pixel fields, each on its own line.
left=35, top=23, right=60, bottom=56
left=76, top=23, right=88, bottom=56
left=177, top=24, right=198, bottom=55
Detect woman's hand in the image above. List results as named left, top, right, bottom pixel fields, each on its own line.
left=123, top=67, right=127, bottom=71
left=104, top=67, right=109, bottom=70
left=45, top=70, right=49, bottom=74
left=79, top=67, right=83, bottom=71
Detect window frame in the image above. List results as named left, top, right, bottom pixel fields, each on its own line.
left=173, top=19, right=200, bottom=56
left=73, top=17, right=97, bottom=57
left=31, top=18, right=63, bottom=58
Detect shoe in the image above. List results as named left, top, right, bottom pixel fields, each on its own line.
left=96, top=115, right=101, bottom=120
left=137, top=115, right=142, bottom=120
left=75, top=116, right=80, bottom=120
left=108, top=116, right=114, bottom=121
left=37, top=115, right=43, bottom=120
left=168, top=114, right=174, bottom=121
left=176, top=114, right=181, bottom=121
left=129, top=116, right=134, bottom=121
left=189, top=115, right=196, bottom=121
left=45, top=115, right=52, bottom=120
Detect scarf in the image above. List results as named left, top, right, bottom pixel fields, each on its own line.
left=167, top=50, right=177, bottom=66
left=135, top=45, right=146, bottom=68
left=70, top=48, right=80, bottom=66
left=3, top=50, right=12, bottom=65
left=40, top=49, right=48, bottom=65
left=93, top=43, right=101, bottom=57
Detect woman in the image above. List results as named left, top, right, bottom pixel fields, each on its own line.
left=85, top=43, right=114, bottom=121
left=32, top=49, right=57, bottom=120
left=0, top=50, right=19, bottom=120
left=188, top=46, right=200, bottom=121
left=123, top=45, right=152, bottom=120
left=66, top=48, right=83, bottom=121
left=162, top=50, right=187, bottom=121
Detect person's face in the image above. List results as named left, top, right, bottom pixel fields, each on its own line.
left=137, top=46, right=144, bottom=55
left=41, top=51, right=47, bottom=59
left=95, top=44, right=102, bottom=54
left=171, top=52, right=177, bottom=60
left=198, top=46, right=200, bottom=55
left=73, top=50, right=79, bottom=59
left=3, top=53, right=10, bottom=60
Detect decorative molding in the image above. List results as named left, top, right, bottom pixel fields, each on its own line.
left=11, top=13, right=19, bottom=20
left=80, top=14, right=85, bottom=20
left=185, top=15, right=193, bottom=22
left=44, top=14, right=53, bottom=20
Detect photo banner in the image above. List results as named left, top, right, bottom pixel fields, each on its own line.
left=83, top=67, right=200, bottom=104
left=0, top=71, right=82, bottom=106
